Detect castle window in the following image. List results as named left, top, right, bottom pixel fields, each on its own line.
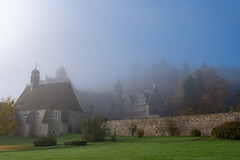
left=53, top=111, right=58, bottom=119
left=36, top=112, right=40, bottom=120
left=72, top=112, right=76, bottom=119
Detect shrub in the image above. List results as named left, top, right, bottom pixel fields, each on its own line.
left=190, top=128, right=201, bottom=137
left=81, top=116, right=108, bottom=142
left=33, top=136, right=57, bottom=146
left=64, top=140, right=87, bottom=146
left=164, top=117, right=180, bottom=136
left=75, top=123, right=81, bottom=133
left=237, top=106, right=240, bottom=112
left=110, top=134, right=116, bottom=142
left=211, top=121, right=240, bottom=140
left=129, top=123, right=137, bottom=136
left=136, top=128, right=144, bottom=138
left=72, top=140, right=87, bottom=146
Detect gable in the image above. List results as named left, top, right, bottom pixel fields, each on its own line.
left=148, top=87, right=162, bottom=105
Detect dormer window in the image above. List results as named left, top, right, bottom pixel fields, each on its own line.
left=36, top=111, right=40, bottom=120
left=53, top=111, right=58, bottom=119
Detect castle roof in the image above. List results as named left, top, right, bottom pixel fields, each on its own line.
left=123, top=85, right=160, bottom=105
left=16, top=82, right=82, bottom=112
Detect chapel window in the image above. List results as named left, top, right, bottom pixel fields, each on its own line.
left=53, top=111, right=58, bottom=119
left=36, top=111, right=40, bottom=120
left=23, top=113, right=29, bottom=121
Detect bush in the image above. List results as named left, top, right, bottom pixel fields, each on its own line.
left=81, top=116, right=108, bottom=142
left=136, top=128, right=144, bottom=138
left=64, top=140, right=87, bottom=146
left=211, top=121, right=240, bottom=140
left=129, top=123, right=137, bottom=136
left=75, top=123, right=81, bottom=133
left=164, top=117, right=180, bottom=136
left=237, top=106, right=240, bottom=112
left=190, top=128, right=201, bottom=137
left=33, top=136, right=57, bottom=146
left=110, top=134, right=116, bottom=142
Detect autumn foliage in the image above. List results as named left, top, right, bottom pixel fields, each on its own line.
left=172, top=67, right=230, bottom=115
left=0, top=97, right=18, bottom=136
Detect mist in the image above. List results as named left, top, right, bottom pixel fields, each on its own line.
left=25, top=59, right=239, bottom=117
left=0, top=0, right=240, bottom=100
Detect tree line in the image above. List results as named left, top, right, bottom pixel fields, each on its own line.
left=124, top=60, right=240, bottom=116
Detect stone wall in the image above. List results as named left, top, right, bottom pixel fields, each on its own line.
left=107, top=112, right=240, bottom=136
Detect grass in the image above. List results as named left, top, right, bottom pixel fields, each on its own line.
left=0, top=136, right=36, bottom=146
left=0, top=134, right=240, bottom=160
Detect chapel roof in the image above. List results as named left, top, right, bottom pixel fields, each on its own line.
left=16, top=81, right=82, bottom=112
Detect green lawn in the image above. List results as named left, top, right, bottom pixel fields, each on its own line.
left=0, top=134, right=239, bottom=160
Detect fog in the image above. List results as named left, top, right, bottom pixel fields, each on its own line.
left=0, top=0, right=240, bottom=99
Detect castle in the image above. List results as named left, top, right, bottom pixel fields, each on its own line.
left=16, top=68, right=164, bottom=137
left=75, top=80, right=164, bottom=120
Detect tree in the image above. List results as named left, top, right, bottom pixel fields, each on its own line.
left=81, top=116, right=108, bottom=142
left=182, top=74, right=197, bottom=114
left=182, top=61, right=190, bottom=75
left=201, top=68, right=230, bottom=113
left=180, top=68, right=230, bottom=115
left=0, top=97, right=18, bottom=136
left=188, top=70, right=205, bottom=113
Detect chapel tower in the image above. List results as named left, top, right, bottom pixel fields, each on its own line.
left=30, top=65, right=40, bottom=91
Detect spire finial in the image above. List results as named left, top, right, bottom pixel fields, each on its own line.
left=34, top=62, right=38, bottom=69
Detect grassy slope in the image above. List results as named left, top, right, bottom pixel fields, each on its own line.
left=0, top=135, right=239, bottom=160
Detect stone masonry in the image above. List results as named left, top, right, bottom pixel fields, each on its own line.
left=107, top=112, right=240, bottom=136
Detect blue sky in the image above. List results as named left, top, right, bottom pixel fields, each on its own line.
left=0, top=0, right=240, bottom=98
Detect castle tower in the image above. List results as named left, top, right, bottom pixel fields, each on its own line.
left=30, top=66, right=40, bottom=91
left=148, top=83, right=164, bottom=116
left=113, top=80, right=123, bottom=119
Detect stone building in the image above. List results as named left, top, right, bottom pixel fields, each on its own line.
left=121, top=83, right=164, bottom=119
left=75, top=90, right=114, bottom=119
left=75, top=81, right=164, bottom=120
left=16, top=68, right=83, bottom=137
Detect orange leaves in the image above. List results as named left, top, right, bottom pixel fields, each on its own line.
left=0, top=146, right=25, bottom=150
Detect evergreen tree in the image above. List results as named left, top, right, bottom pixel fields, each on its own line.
left=182, top=61, right=190, bottom=75
left=182, top=74, right=196, bottom=114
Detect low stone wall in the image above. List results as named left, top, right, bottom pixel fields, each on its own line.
left=107, top=112, right=240, bottom=136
